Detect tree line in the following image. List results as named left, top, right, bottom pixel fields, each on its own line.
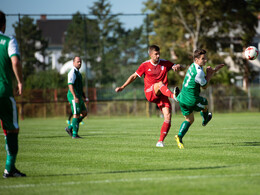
left=12, top=0, right=260, bottom=90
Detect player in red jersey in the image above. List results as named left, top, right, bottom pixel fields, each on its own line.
left=115, top=45, right=182, bottom=147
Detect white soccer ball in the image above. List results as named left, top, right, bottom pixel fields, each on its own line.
left=244, top=46, right=259, bottom=60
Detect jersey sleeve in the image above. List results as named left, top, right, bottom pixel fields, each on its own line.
left=135, top=63, right=145, bottom=77
left=195, top=68, right=207, bottom=87
left=8, top=37, right=20, bottom=59
left=164, top=60, right=175, bottom=71
left=68, top=70, right=76, bottom=85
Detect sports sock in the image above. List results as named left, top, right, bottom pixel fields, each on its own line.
left=5, top=133, right=18, bottom=172
left=159, top=85, right=174, bottom=98
left=72, top=118, right=79, bottom=137
left=67, top=124, right=73, bottom=130
left=200, top=110, right=209, bottom=122
left=159, top=120, right=171, bottom=142
left=178, top=121, right=191, bottom=139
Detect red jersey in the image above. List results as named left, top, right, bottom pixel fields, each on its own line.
left=135, top=59, right=174, bottom=91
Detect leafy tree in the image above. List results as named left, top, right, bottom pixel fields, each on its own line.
left=144, top=0, right=258, bottom=52
left=143, top=0, right=259, bottom=87
left=88, top=0, right=123, bottom=86
left=89, top=0, right=148, bottom=87
left=24, top=70, right=67, bottom=89
left=59, top=12, right=100, bottom=65
left=13, top=16, right=48, bottom=81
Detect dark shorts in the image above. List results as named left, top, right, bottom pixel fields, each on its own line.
left=145, top=84, right=172, bottom=111
left=0, top=97, right=19, bottom=134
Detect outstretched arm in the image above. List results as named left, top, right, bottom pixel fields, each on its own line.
left=172, top=64, right=184, bottom=72
left=203, top=64, right=225, bottom=89
left=115, top=73, right=138, bottom=92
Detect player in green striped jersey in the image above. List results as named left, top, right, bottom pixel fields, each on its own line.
left=175, top=49, right=224, bottom=149
left=65, top=56, right=87, bottom=139
left=0, top=11, right=26, bottom=178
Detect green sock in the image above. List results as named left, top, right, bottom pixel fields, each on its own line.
left=178, top=121, right=191, bottom=138
left=72, top=118, right=79, bottom=137
left=200, top=110, right=209, bottom=122
left=68, top=124, right=73, bottom=130
left=5, top=134, right=18, bottom=172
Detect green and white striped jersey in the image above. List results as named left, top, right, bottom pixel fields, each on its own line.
left=67, top=67, right=83, bottom=99
left=177, top=63, right=207, bottom=106
left=0, top=31, right=20, bottom=97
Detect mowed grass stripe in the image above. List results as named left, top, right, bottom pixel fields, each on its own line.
left=0, top=112, right=260, bottom=195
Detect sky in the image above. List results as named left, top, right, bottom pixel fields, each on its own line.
left=2, top=0, right=147, bottom=36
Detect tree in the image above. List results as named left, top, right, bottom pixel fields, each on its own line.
left=24, top=70, right=67, bottom=89
left=88, top=0, right=123, bottom=86
left=13, top=16, right=48, bottom=81
left=144, top=0, right=258, bottom=52
left=143, top=0, right=259, bottom=87
left=59, top=12, right=100, bottom=65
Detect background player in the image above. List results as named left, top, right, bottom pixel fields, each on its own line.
left=0, top=11, right=26, bottom=178
left=65, top=56, right=88, bottom=139
left=175, top=48, right=224, bottom=149
left=115, top=45, right=182, bottom=147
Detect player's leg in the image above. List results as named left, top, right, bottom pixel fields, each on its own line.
left=175, top=113, right=193, bottom=149
left=66, top=99, right=81, bottom=138
left=78, top=102, right=87, bottom=124
left=1, top=97, right=26, bottom=178
left=175, top=102, right=194, bottom=149
left=67, top=112, right=73, bottom=125
left=154, top=81, right=179, bottom=101
left=158, top=107, right=171, bottom=143
left=71, top=114, right=80, bottom=138
left=72, top=99, right=88, bottom=138
left=65, top=101, right=74, bottom=137
left=79, top=111, right=87, bottom=123
left=196, top=97, right=212, bottom=126
left=179, top=113, right=194, bottom=138
left=156, top=97, right=172, bottom=147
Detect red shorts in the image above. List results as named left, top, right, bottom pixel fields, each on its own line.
left=145, top=85, right=172, bottom=111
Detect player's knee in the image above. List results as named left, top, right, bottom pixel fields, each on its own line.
left=82, top=110, right=88, bottom=116
left=188, top=118, right=194, bottom=124
left=185, top=117, right=194, bottom=124
left=73, top=114, right=80, bottom=118
left=202, top=107, right=208, bottom=112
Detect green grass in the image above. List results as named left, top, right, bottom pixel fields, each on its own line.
left=1, top=113, right=260, bottom=195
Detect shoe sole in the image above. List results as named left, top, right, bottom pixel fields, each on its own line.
left=72, top=136, right=82, bottom=139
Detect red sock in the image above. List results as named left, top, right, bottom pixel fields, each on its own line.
left=159, top=120, right=171, bottom=142
left=160, top=85, right=173, bottom=98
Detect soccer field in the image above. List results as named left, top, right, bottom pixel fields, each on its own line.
left=1, top=113, right=260, bottom=195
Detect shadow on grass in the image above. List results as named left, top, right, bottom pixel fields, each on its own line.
left=34, top=165, right=229, bottom=177
left=213, top=142, right=260, bottom=147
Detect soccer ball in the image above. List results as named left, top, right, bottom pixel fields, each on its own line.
left=244, top=46, right=259, bottom=60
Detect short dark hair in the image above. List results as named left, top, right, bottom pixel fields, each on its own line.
left=149, top=45, right=160, bottom=54
left=73, top=56, right=82, bottom=62
left=0, top=11, right=6, bottom=29
left=193, top=49, right=206, bottom=60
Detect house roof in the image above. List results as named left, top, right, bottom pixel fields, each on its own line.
left=37, top=17, right=71, bottom=47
